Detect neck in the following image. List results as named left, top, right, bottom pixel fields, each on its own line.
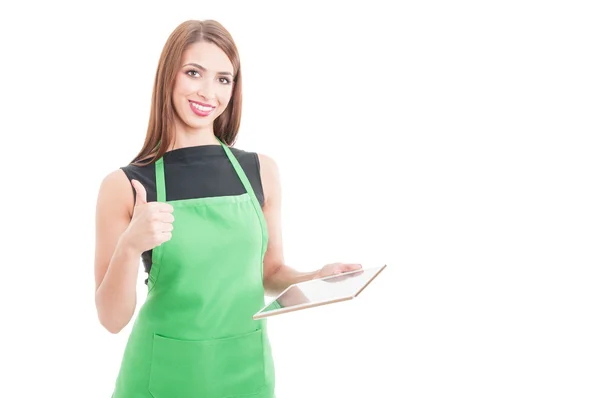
left=171, top=122, right=220, bottom=150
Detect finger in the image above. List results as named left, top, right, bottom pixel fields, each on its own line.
left=156, top=212, right=175, bottom=223
left=131, top=179, right=147, bottom=205
left=160, top=203, right=174, bottom=213
left=343, top=263, right=362, bottom=271
left=336, top=264, right=361, bottom=274
left=159, top=222, right=174, bottom=232
left=161, top=231, right=172, bottom=242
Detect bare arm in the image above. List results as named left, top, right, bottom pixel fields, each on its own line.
left=94, top=170, right=174, bottom=334
left=94, top=170, right=140, bottom=333
left=258, top=154, right=361, bottom=297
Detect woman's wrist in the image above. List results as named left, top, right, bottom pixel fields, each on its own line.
left=117, top=230, right=143, bottom=259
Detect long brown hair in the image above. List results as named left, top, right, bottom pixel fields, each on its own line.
left=132, top=20, right=243, bottom=166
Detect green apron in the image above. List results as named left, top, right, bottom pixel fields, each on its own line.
left=112, top=140, right=275, bottom=398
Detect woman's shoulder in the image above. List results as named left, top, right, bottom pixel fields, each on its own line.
left=96, top=168, right=136, bottom=216
left=98, top=168, right=130, bottom=190
left=118, top=161, right=156, bottom=203
left=228, top=146, right=260, bottom=164
left=227, top=146, right=277, bottom=169
left=226, top=146, right=280, bottom=207
left=120, top=161, right=154, bottom=182
left=253, top=152, right=280, bottom=207
left=226, top=146, right=268, bottom=176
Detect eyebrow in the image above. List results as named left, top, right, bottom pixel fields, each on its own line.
left=183, top=63, right=233, bottom=77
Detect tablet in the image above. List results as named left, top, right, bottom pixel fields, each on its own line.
left=253, top=264, right=387, bottom=320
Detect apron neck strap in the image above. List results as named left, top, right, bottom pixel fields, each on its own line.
left=217, top=138, right=268, bottom=271
left=155, top=157, right=166, bottom=202
left=217, top=139, right=257, bottom=201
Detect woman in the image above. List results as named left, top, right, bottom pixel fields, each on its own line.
left=94, top=19, right=361, bottom=397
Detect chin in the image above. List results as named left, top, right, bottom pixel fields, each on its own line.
left=186, top=120, right=214, bottom=130
left=179, top=111, right=220, bottom=130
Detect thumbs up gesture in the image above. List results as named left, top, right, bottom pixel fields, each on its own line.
left=124, top=179, right=175, bottom=253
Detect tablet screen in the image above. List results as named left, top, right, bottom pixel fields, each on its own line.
left=254, top=265, right=386, bottom=319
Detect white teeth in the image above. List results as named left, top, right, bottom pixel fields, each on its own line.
left=192, top=103, right=214, bottom=112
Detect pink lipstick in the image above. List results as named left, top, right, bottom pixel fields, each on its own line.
left=189, top=100, right=215, bottom=117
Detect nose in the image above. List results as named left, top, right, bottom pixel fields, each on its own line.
left=197, top=79, right=216, bottom=100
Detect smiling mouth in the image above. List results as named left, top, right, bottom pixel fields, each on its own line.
left=189, top=100, right=216, bottom=117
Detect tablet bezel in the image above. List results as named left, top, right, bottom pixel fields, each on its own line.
left=252, top=264, right=387, bottom=320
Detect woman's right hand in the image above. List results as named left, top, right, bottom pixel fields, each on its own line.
left=122, top=179, right=175, bottom=254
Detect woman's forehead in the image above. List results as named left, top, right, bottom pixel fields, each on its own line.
left=181, top=41, right=234, bottom=74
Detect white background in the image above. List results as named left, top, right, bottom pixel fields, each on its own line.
left=1, top=1, right=599, bottom=397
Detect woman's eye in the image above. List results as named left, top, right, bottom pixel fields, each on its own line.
left=219, top=77, right=231, bottom=84
left=187, top=70, right=200, bottom=78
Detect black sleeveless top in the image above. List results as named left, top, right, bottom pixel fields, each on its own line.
left=120, top=144, right=265, bottom=283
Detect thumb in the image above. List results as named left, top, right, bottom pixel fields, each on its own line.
left=344, top=263, right=362, bottom=271
left=131, top=179, right=147, bottom=205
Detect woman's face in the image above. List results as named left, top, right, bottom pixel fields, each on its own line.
left=172, top=41, right=235, bottom=133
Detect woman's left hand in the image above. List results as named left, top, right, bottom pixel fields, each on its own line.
left=313, top=262, right=363, bottom=279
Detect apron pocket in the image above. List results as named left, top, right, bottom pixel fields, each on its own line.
left=148, top=329, right=266, bottom=398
